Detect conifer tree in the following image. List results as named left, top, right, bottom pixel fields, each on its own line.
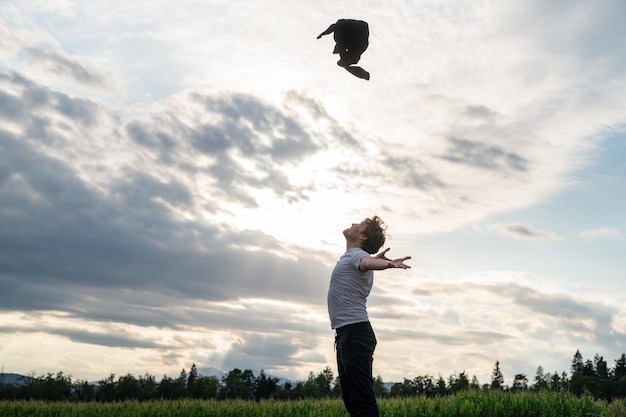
left=491, top=361, right=504, bottom=389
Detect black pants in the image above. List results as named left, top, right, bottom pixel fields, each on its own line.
left=335, top=322, right=379, bottom=417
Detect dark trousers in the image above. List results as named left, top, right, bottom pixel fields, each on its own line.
left=335, top=321, right=379, bottom=417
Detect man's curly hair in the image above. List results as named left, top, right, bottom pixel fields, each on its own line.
left=361, top=216, right=387, bottom=254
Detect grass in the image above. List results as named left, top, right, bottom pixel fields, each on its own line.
left=2, top=391, right=626, bottom=417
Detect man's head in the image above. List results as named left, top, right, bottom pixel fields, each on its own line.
left=361, top=216, right=387, bottom=254
left=344, top=216, right=387, bottom=254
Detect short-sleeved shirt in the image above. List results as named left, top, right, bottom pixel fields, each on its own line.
left=333, top=19, right=369, bottom=54
left=327, top=248, right=373, bottom=329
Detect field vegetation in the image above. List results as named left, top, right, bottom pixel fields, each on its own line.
left=2, top=391, right=626, bottom=417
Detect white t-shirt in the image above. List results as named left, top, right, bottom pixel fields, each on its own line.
left=327, top=248, right=373, bottom=329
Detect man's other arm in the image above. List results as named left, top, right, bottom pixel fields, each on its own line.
left=359, top=249, right=411, bottom=271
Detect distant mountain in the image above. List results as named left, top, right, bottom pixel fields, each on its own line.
left=0, top=373, right=30, bottom=386
left=196, top=366, right=227, bottom=379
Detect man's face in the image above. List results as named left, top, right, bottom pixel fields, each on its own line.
left=343, top=221, right=366, bottom=242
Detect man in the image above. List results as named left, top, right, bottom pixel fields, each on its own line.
left=317, top=19, right=371, bottom=80
left=328, top=216, right=411, bottom=417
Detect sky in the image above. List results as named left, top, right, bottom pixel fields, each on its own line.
left=0, top=0, right=625, bottom=386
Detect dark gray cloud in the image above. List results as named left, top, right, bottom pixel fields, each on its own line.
left=283, top=92, right=361, bottom=148
left=376, top=327, right=513, bottom=346
left=0, top=70, right=336, bottom=350
left=491, top=281, right=626, bottom=349
left=465, top=105, right=499, bottom=120
left=490, top=223, right=558, bottom=240
left=486, top=283, right=614, bottom=332
left=382, top=155, right=446, bottom=190
left=111, top=170, right=193, bottom=210
left=220, top=332, right=319, bottom=372
left=122, top=91, right=323, bottom=208
left=0, top=69, right=105, bottom=131
left=9, top=58, right=618, bottom=379
left=191, top=92, right=320, bottom=161
left=0, top=322, right=167, bottom=349
left=55, top=329, right=164, bottom=349
left=442, top=137, right=529, bottom=172
left=25, top=47, right=113, bottom=89
left=409, top=280, right=620, bottom=347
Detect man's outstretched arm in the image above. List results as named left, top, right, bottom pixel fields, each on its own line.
left=317, top=23, right=336, bottom=39
left=360, top=248, right=411, bottom=271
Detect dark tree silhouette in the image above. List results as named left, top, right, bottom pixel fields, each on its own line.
left=187, top=364, right=198, bottom=397
left=533, top=366, right=548, bottom=391
left=116, top=373, right=140, bottom=401
left=96, top=374, right=116, bottom=402
left=254, top=370, right=279, bottom=401
left=3, top=353, right=626, bottom=402
left=220, top=368, right=255, bottom=400
left=571, top=350, right=584, bottom=374
left=512, top=374, right=528, bottom=390
left=491, top=361, right=504, bottom=390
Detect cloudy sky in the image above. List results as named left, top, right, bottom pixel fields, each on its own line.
left=1, top=0, right=625, bottom=386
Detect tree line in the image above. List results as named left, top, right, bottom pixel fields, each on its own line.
left=1, top=350, right=625, bottom=402
left=389, top=350, right=626, bottom=402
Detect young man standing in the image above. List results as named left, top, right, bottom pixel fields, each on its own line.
left=327, top=216, right=411, bottom=417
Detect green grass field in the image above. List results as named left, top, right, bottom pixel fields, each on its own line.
left=2, top=391, right=626, bottom=417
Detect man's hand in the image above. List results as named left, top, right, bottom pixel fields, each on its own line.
left=376, top=248, right=411, bottom=269
left=388, top=256, right=411, bottom=269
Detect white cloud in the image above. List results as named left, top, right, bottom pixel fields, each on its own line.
left=366, top=269, right=626, bottom=383
left=580, top=227, right=622, bottom=239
